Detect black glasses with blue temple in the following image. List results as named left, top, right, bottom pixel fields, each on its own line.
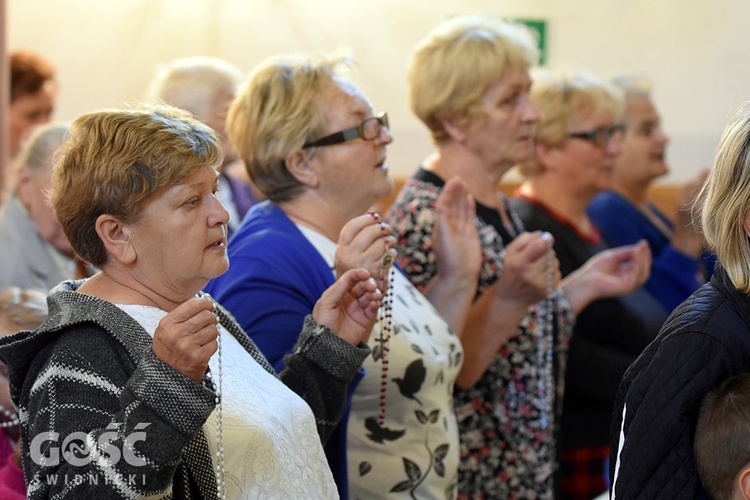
left=303, top=112, right=389, bottom=148
left=568, top=123, right=625, bottom=148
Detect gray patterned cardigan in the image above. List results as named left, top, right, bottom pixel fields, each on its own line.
left=0, top=280, right=369, bottom=499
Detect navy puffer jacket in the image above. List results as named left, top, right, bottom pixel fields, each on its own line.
left=610, top=268, right=750, bottom=499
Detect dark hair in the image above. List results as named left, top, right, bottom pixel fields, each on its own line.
left=10, top=50, right=55, bottom=102
left=695, top=373, right=750, bottom=500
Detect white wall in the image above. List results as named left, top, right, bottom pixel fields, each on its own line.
left=8, top=0, right=750, bottom=183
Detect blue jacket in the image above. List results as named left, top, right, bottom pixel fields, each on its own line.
left=205, top=200, right=363, bottom=499
left=588, top=190, right=712, bottom=312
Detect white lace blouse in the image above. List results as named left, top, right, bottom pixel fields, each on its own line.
left=116, top=303, right=339, bottom=499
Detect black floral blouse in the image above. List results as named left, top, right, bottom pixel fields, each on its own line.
left=386, top=170, right=575, bottom=499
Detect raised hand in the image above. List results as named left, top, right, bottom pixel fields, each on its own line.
left=454, top=230, right=560, bottom=388
left=588, top=240, right=651, bottom=296
left=433, top=177, right=482, bottom=289
left=563, top=240, right=652, bottom=313
left=335, top=213, right=397, bottom=289
left=494, top=231, right=561, bottom=308
left=152, top=295, right=219, bottom=382
left=423, top=177, right=482, bottom=333
left=313, top=268, right=383, bottom=346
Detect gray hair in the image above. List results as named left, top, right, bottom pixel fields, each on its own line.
left=610, top=74, right=653, bottom=100
left=18, top=122, right=71, bottom=174
left=146, top=56, right=244, bottom=122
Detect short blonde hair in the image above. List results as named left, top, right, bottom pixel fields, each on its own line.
left=227, top=52, right=355, bottom=202
left=519, top=70, right=624, bottom=177
left=51, top=104, right=222, bottom=267
left=146, top=56, right=244, bottom=123
left=698, top=102, right=750, bottom=293
left=409, top=15, right=539, bottom=144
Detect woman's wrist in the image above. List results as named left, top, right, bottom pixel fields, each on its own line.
left=560, top=269, right=595, bottom=315
left=427, top=272, right=477, bottom=298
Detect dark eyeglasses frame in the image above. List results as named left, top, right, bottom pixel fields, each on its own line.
left=303, top=112, right=389, bottom=148
left=568, top=124, right=626, bottom=148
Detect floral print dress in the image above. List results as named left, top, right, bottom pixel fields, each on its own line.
left=387, top=169, right=575, bottom=500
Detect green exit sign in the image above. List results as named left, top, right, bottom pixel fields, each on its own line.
left=513, top=18, right=547, bottom=66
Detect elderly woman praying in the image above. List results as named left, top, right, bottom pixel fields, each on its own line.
left=205, top=52, right=482, bottom=499
left=0, top=103, right=381, bottom=499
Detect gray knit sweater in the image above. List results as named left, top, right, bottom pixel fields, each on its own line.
left=0, top=280, right=369, bottom=499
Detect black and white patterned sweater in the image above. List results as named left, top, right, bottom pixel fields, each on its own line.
left=0, top=280, right=369, bottom=499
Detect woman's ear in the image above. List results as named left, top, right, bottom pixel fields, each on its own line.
left=95, top=214, right=136, bottom=265
left=738, top=466, right=750, bottom=499
left=285, top=149, right=319, bottom=189
left=441, top=118, right=468, bottom=143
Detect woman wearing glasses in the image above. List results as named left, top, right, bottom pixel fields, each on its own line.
left=205, top=53, right=481, bottom=499
left=387, top=17, right=652, bottom=499
left=509, top=70, right=667, bottom=499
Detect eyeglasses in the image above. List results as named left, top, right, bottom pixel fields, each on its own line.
left=303, top=112, right=389, bottom=148
left=568, top=124, right=625, bottom=148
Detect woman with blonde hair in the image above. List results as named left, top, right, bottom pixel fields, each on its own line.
left=388, top=16, right=651, bottom=498
left=509, top=70, right=666, bottom=499
left=205, top=52, right=482, bottom=499
left=611, top=102, right=750, bottom=498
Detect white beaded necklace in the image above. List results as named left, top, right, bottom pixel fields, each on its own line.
left=538, top=232, right=555, bottom=430
left=203, top=295, right=226, bottom=499
left=495, top=198, right=556, bottom=430
left=0, top=404, right=19, bottom=429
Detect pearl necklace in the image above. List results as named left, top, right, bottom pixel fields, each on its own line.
left=377, top=233, right=395, bottom=427
left=0, top=404, right=19, bottom=429
left=538, top=232, right=555, bottom=430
